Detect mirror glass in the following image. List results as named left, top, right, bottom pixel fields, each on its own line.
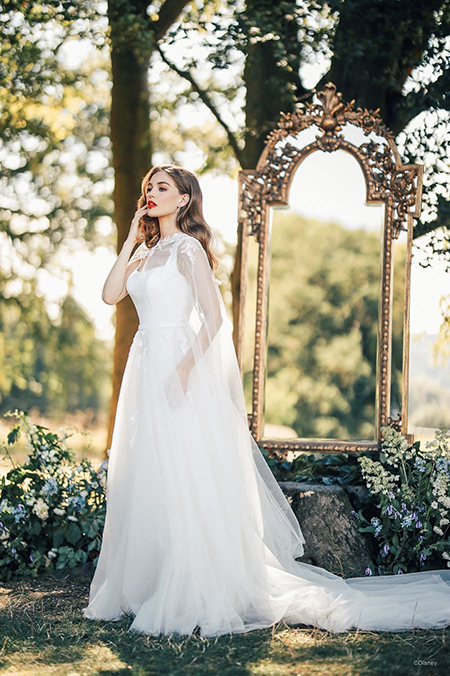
left=408, top=235, right=450, bottom=444
left=390, top=229, right=408, bottom=422
left=263, top=149, right=387, bottom=441
left=243, top=233, right=260, bottom=416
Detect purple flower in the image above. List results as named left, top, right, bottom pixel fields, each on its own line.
left=401, top=503, right=408, bottom=512
left=397, top=569, right=403, bottom=575
left=388, top=492, right=395, bottom=499
left=11, top=547, right=16, bottom=554
left=411, top=512, right=418, bottom=521
left=418, top=535, right=424, bottom=541
left=419, top=552, right=427, bottom=562
left=29, top=553, right=34, bottom=562
left=416, top=521, right=423, bottom=529
left=386, top=505, right=393, bottom=516
left=383, top=544, right=390, bottom=555
left=365, top=567, right=373, bottom=576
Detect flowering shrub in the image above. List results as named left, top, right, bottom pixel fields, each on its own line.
left=354, top=426, right=450, bottom=576
left=0, top=411, right=107, bottom=581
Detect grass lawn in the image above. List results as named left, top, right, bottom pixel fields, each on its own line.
left=0, top=573, right=449, bottom=675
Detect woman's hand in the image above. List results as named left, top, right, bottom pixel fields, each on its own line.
left=127, top=205, right=148, bottom=244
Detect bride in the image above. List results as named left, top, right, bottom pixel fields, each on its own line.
left=83, top=164, right=450, bottom=637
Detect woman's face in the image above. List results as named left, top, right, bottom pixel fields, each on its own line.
left=145, top=171, right=189, bottom=218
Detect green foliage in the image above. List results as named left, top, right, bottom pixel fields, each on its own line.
left=0, top=282, right=111, bottom=417
left=255, top=213, right=404, bottom=439
left=260, top=444, right=371, bottom=486
left=355, top=426, right=450, bottom=576
left=0, top=410, right=107, bottom=581
left=0, top=1, right=112, bottom=274
left=289, top=452, right=364, bottom=486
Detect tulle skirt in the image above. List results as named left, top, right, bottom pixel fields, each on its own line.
left=82, top=325, right=450, bottom=637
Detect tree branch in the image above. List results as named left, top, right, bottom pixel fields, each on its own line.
left=153, top=0, right=192, bottom=41
left=156, top=44, right=244, bottom=164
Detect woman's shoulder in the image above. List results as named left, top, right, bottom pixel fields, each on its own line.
left=128, top=241, right=151, bottom=264
left=177, top=233, right=203, bottom=251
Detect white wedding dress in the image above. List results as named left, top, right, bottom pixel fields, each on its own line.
left=83, top=232, right=450, bottom=637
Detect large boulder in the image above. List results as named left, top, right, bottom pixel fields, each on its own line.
left=279, top=482, right=374, bottom=578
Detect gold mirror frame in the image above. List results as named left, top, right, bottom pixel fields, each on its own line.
left=237, top=82, right=423, bottom=454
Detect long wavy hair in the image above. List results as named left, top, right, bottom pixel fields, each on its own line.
left=137, top=164, right=219, bottom=272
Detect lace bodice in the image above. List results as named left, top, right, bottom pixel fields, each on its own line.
left=126, top=233, right=226, bottom=375
left=126, top=234, right=195, bottom=328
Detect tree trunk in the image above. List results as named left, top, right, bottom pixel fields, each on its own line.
left=105, top=0, right=191, bottom=452
left=105, top=40, right=152, bottom=453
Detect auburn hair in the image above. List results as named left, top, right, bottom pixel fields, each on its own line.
left=137, top=165, right=219, bottom=272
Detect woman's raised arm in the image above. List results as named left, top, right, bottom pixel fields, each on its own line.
left=102, top=206, right=148, bottom=305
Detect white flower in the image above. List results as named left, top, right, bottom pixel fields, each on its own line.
left=47, top=548, right=58, bottom=559
left=443, top=552, right=450, bottom=561
left=0, top=499, right=11, bottom=513
left=25, top=493, right=37, bottom=507
left=440, top=518, right=449, bottom=527
left=32, top=498, right=49, bottom=521
left=431, top=501, right=439, bottom=509
left=53, top=507, right=65, bottom=516
left=439, top=496, right=450, bottom=509
left=433, top=526, right=444, bottom=536
left=358, top=457, right=399, bottom=495
left=67, top=515, right=78, bottom=522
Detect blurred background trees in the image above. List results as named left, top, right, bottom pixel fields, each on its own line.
left=243, top=212, right=406, bottom=441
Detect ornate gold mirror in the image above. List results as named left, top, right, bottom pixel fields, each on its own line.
left=237, top=83, right=423, bottom=453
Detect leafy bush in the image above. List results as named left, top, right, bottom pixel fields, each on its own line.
left=0, top=410, right=107, bottom=581
left=355, top=427, right=450, bottom=575
left=261, top=447, right=368, bottom=485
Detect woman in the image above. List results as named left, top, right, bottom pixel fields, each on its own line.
left=83, top=164, right=450, bottom=637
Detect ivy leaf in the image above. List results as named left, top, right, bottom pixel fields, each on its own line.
left=65, top=522, right=81, bottom=545
left=7, top=425, right=21, bottom=445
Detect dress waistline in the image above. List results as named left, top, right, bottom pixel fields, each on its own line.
left=138, top=321, right=190, bottom=330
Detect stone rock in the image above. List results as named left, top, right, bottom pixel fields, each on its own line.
left=279, top=481, right=375, bottom=578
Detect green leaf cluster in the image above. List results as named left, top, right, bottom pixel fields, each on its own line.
left=0, top=410, right=107, bottom=581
